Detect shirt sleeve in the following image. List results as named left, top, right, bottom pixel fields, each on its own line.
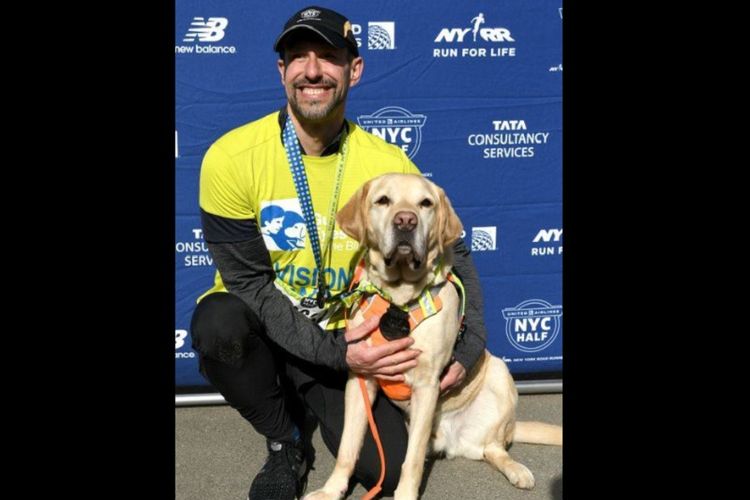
left=199, top=143, right=255, bottom=220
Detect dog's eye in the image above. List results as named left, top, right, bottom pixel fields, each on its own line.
left=375, top=195, right=390, bottom=206
left=419, top=199, right=433, bottom=208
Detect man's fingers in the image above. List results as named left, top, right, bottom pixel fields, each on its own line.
left=377, top=359, right=418, bottom=376
left=344, top=315, right=380, bottom=343
left=439, top=362, right=466, bottom=393
left=372, top=349, right=421, bottom=370
left=374, top=373, right=405, bottom=382
left=368, top=336, right=415, bottom=358
left=439, top=373, right=454, bottom=392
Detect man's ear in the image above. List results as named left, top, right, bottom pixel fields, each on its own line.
left=277, top=59, right=286, bottom=85
left=336, top=179, right=371, bottom=244
left=348, top=57, right=364, bottom=88
left=437, top=188, right=463, bottom=249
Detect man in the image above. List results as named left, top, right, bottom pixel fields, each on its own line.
left=191, top=6, right=488, bottom=500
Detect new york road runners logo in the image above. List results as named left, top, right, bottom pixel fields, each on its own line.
left=433, top=12, right=516, bottom=58
left=502, top=299, right=562, bottom=352
left=357, top=106, right=427, bottom=160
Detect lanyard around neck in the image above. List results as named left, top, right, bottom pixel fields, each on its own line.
left=282, top=114, right=348, bottom=307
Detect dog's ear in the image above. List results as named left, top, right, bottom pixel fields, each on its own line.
left=336, top=180, right=371, bottom=244
left=437, top=187, right=463, bottom=249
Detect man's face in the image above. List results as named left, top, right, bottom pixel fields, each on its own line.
left=278, top=38, right=362, bottom=123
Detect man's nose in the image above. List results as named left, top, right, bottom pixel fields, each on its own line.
left=304, top=53, right=322, bottom=80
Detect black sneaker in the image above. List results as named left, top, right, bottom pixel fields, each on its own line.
left=247, top=438, right=309, bottom=500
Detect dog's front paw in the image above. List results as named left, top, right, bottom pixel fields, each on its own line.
left=505, top=462, right=535, bottom=490
left=393, top=486, right=419, bottom=500
left=302, top=488, right=343, bottom=500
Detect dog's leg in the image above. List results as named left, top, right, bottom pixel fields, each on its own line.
left=483, top=440, right=535, bottom=489
left=393, top=381, right=440, bottom=500
left=303, top=374, right=377, bottom=500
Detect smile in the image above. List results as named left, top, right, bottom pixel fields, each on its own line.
left=302, top=88, right=327, bottom=95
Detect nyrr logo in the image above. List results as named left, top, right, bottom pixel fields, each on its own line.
left=175, top=17, right=237, bottom=55
left=502, top=299, right=562, bottom=353
left=434, top=13, right=516, bottom=58
left=531, top=228, right=563, bottom=256
left=533, top=228, right=562, bottom=242
left=368, top=22, right=395, bottom=49
left=357, top=106, right=426, bottom=160
left=183, top=17, right=228, bottom=42
left=471, top=226, right=497, bottom=251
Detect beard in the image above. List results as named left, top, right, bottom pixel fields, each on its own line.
left=287, top=76, right=349, bottom=122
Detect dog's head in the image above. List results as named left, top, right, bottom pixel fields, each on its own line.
left=337, top=173, right=463, bottom=285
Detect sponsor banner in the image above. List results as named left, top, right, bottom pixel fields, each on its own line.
left=176, top=0, right=562, bottom=387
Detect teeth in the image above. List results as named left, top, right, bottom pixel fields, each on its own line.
left=302, top=88, right=326, bottom=95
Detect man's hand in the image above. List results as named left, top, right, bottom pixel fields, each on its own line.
left=345, top=315, right=421, bottom=382
left=439, top=360, right=467, bottom=394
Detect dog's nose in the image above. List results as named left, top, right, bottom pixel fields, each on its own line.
left=394, top=211, right=417, bottom=232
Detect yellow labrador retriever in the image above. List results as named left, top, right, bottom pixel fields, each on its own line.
left=304, top=173, right=562, bottom=500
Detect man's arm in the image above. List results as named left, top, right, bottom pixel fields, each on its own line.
left=204, top=212, right=350, bottom=371
left=450, top=238, right=488, bottom=372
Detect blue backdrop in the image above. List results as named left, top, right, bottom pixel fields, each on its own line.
left=176, top=0, right=563, bottom=389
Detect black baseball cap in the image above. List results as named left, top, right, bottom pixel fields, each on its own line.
left=273, top=6, right=359, bottom=57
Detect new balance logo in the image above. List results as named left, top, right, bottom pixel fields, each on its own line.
left=175, top=329, right=188, bottom=350
left=183, top=17, right=228, bottom=43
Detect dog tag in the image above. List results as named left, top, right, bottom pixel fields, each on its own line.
left=379, top=304, right=411, bottom=340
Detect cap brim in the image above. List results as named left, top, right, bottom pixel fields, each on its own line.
left=273, top=25, right=348, bottom=52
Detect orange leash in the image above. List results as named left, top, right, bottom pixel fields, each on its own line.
left=346, top=262, right=387, bottom=499
left=358, top=376, right=386, bottom=500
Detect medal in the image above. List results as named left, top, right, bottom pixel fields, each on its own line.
left=379, top=304, right=411, bottom=340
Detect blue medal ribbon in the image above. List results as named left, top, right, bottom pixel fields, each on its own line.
left=282, top=115, right=348, bottom=308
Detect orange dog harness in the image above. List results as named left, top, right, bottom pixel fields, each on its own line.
left=359, top=292, right=443, bottom=400
left=344, top=259, right=466, bottom=400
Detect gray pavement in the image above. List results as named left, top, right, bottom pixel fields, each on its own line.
left=176, top=393, right=562, bottom=499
